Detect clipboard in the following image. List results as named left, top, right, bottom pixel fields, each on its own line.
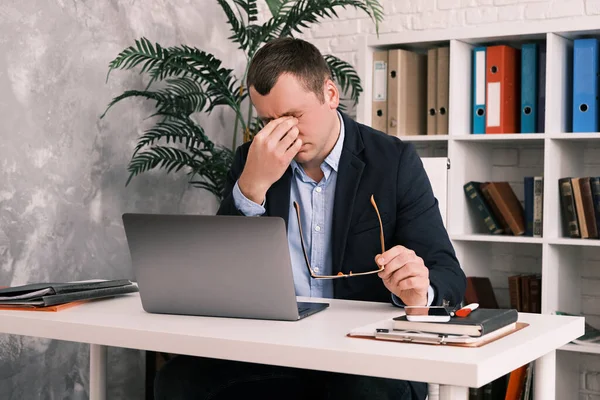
left=347, top=318, right=528, bottom=347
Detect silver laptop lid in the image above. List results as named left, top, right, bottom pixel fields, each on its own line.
left=122, top=213, right=301, bottom=321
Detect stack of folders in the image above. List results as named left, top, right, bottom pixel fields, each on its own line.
left=348, top=308, right=522, bottom=347
left=371, top=46, right=449, bottom=137
left=0, top=279, right=138, bottom=311
left=471, top=43, right=545, bottom=134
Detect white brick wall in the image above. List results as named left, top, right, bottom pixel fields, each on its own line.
left=261, top=0, right=600, bottom=395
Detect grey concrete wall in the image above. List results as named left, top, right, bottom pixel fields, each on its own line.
left=0, top=1, right=245, bottom=398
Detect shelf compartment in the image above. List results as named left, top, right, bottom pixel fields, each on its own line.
left=449, top=141, right=544, bottom=236
left=453, top=241, right=542, bottom=309
left=543, top=139, right=600, bottom=239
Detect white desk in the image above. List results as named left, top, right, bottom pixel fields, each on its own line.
left=0, top=293, right=584, bottom=400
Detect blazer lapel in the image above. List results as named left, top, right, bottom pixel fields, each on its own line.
left=332, top=113, right=365, bottom=275
left=266, top=167, right=292, bottom=227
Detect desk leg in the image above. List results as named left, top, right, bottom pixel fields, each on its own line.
left=439, top=384, right=468, bottom=400
left=534, top=350, right=556, bottom=400
left=90, top=344, right=107, bottom=400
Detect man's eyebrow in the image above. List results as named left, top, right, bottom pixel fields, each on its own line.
left=258, top=110, right=302, bottom=123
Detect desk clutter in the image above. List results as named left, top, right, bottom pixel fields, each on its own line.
left=0, top=279, right=138, bottom=311
left=348, top=307, right=521, bottom=346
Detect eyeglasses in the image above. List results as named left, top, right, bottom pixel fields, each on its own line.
left=292, top=195, right=385, bottom=279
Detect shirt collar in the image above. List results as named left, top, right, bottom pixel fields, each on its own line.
left=291, top=111, right=345, bottom=179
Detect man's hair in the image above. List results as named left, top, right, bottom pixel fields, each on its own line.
left=247, top=37, right=333, bottom=103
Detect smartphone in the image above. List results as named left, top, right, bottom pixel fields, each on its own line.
left=404, top=306, right=451, bottom=322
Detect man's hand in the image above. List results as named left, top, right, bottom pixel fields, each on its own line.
left=238, top=116, right=302, bottom=204
left=375, top=245, right=430, bottom=306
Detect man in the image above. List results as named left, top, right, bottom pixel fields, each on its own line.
left=154, top=37, right=466, bottom=400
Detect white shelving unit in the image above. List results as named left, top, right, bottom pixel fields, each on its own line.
left=356, top=18, right=600, bottom=399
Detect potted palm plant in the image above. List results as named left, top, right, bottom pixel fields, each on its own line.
left=101, top=0, right=384, bottom=201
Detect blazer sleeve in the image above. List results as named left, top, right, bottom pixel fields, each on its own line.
left=393, top=142, right=466, bottom=307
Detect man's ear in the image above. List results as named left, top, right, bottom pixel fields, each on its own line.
left=324, top=78, right=340, bottom=110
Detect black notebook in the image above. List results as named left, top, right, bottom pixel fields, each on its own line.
left=0, top=279, right=138, bottom=306
left=393, top=308, right=518, bottom=337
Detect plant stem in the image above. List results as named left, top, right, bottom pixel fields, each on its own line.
left=232, top=92, right=241, bottom=150
left=232, top=59, right=252, bottom=150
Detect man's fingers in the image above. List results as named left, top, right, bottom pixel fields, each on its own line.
left=395, top=276, right=429, bottom=292
left=254, top=116, right=292, bottom=139
left=385, top=263, right=422, bottom=285
left=267, top=117, right=298, bottom=144
left=284, top=137, right=302, bottom=160
left=377, top=251, right=418, bottom=280
left=376, top=245, right=413, bottom=267
left=279, top=126, right=299, bottom=153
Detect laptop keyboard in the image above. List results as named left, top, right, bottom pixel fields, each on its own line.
left=297, top=302, right=311, bottom=314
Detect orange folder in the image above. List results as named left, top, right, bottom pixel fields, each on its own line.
left=0, top=299, right=90, bottom=312
left=485, top=45, right=519, bottom=134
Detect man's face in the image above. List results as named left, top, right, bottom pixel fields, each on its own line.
left=250, top=73, right=339, bottom=166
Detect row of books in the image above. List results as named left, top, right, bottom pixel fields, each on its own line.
left=464, top=178, right=543, bottom=237
left=559, top=176, right=600, bottom=239
left=371, top=46, right=449, bottom=136
left=471, top=43, right=546, bottom=135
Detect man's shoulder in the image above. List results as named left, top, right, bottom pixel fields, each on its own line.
left=345, top=114, right=414, bottom=157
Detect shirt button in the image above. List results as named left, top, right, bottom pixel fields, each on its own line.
left=315, top=225, right=321, bottom=232
left=316, top=187, right=322, bottom=193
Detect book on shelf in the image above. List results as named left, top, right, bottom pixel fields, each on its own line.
left=464, top=179, right=541, bottom=237
left=508, top=274, right=541, bottom=314
left=559, top=176, right=600, bottom=239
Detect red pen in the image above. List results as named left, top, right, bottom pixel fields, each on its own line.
left=455, top=303, right=479, bottom=317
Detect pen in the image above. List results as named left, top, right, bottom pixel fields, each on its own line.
left=455, top=303, right=479, bottom=317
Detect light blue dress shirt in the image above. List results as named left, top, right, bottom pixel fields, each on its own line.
left=232, top=111, right=434, bottom=305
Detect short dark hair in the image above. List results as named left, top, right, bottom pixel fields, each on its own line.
left=247, top=37, right=332, bottom=102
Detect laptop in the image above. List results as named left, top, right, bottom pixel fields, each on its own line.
left=122, top=213, right=329, bottom=321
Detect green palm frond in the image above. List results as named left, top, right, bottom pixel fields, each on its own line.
left=106, top=37, right=240, bottom=112
left=364, top=0, right=384, bottom=35
left=278, top=0, right=383, bottom=37
left=106, top=37, right=165, bottom=83
left=133, top=114, right=209, bottom=155
left=126, top=146, right=198, bottom=186
left=217, top=0, right=251, bottom=51
left=324, top=54, right=362, bottom=107
left=101, top=77, right=209, bottom=118
left=188, top=146, right=234, bottom=200
left=233, top=0, right=259, bottom=22
left=265, top=0, right=286, bottom=16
